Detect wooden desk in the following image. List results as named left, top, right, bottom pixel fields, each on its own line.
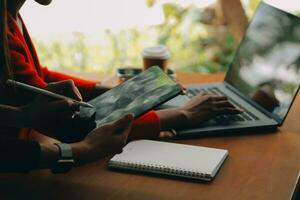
left=1, top=72, right=300, bottom=200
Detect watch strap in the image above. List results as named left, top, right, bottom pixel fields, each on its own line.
left=51, top=143, right=74, bottom=173
left=54, top=143, right=73, bottom=159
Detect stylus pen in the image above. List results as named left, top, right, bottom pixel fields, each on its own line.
left=6, top=79, right=94, bottom=108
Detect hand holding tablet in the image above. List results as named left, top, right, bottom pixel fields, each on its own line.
left=79, top=66, right=182, bottom=126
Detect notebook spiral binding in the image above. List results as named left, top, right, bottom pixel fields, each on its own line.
left=109, top=160, right=211, bottom=180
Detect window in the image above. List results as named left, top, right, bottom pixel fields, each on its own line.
left=21, top=0, right=300, bottom=75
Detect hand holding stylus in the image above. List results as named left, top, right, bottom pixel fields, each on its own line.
left=6, top=79, right=94, bottom=108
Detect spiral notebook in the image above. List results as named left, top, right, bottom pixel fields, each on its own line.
left=108, top=140, right=228, bottom=181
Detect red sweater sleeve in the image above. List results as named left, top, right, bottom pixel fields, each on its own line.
left=8, top=34, right=96, bottom=100
left=130, top=111, right=160, bottom=140
left=8, top=33, right=47, bottom=88
left=7, top=13, right=97, bottom=100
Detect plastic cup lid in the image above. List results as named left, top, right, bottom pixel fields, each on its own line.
left=141, top=45, right=171, bottom=59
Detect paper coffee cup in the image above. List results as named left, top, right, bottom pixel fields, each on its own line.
left=141, top=45, right=170, bottom=71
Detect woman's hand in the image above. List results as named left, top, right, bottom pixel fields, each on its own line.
left=180, top=92, right=242, bottom=127
left=157, top=93, right=242, bottom=131
left=38, top=114, right=134, bottom=169
left=71, top=113, right=134, bottom=165
left=19, top=80, right=82, bottom=132
left=46, top=80, right=82, bottom=101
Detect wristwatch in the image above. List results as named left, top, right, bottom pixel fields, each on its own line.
left=51, top=143, right=75, bottom=173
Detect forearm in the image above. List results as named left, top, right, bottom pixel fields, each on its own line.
left=155, top=108, right=187, bottom=131
left=0, top=105, right=26, bottom=128
left=38, top=142, right=89, bottom=169
left=0, top=141, right=87, bottom=172
left=38, top=143, right=87, bottom=168
left=38, top=143, right=60, bottom=169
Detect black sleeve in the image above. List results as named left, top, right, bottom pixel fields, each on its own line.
left=0, top=139, right=41, bottom=172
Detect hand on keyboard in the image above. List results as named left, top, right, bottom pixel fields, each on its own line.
left=180, top=92, right=243, bottom=128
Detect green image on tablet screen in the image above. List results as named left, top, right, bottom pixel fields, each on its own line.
left=79, top=66, right=182, bottom=126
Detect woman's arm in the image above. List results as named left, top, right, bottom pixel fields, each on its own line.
left=39, top=113, right=133, bottom=169
left=0, top=114, right=133, bottom=172
left=157, top=93, right=242, bottom=130
left=129, top=93, right=242, bottom=139
left=8, top=29, right=106, bottom=101
left=0, top=104, right=26, bottom=128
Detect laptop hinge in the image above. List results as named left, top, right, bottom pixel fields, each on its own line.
left=224, top=81, right=282, bottom=124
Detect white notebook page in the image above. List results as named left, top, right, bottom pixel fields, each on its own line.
left=110, top=140, right=228, bottom=177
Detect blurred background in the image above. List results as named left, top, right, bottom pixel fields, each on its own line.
left=21, top=0, right=300, bottom=76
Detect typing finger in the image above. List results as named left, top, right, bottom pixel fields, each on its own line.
left=214, top=107, right=243, bottom=115
left=212, top=100, right=236, bottom=108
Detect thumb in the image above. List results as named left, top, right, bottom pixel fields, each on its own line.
left=111, top=113, right=135, bottom=134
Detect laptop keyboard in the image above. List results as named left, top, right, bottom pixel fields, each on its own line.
left=187, top=87, right=259, bottom=123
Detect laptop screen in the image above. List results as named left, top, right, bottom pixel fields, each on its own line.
left=225, top=2, right=300, bottom=123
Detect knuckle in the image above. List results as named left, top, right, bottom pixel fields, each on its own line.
left=207, top=96, right=214, bottom=101
left=62, top=79, right=74, bottom=87
left=211, top=101, right=217, bottom=105
left=203, top=96, right=210, bottom=102
left=64, top=99, right=73, bottom=107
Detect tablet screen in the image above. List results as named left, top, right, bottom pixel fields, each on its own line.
left=79, top=66, right=182, bottom=127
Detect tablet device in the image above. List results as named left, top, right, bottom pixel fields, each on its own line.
left=79, top=66, right=182, bottom=127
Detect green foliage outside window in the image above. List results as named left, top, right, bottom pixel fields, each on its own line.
left=33, top=1, right=278, bottom=74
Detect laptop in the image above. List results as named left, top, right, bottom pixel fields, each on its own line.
left=161, top=2, right=300, bottom=137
